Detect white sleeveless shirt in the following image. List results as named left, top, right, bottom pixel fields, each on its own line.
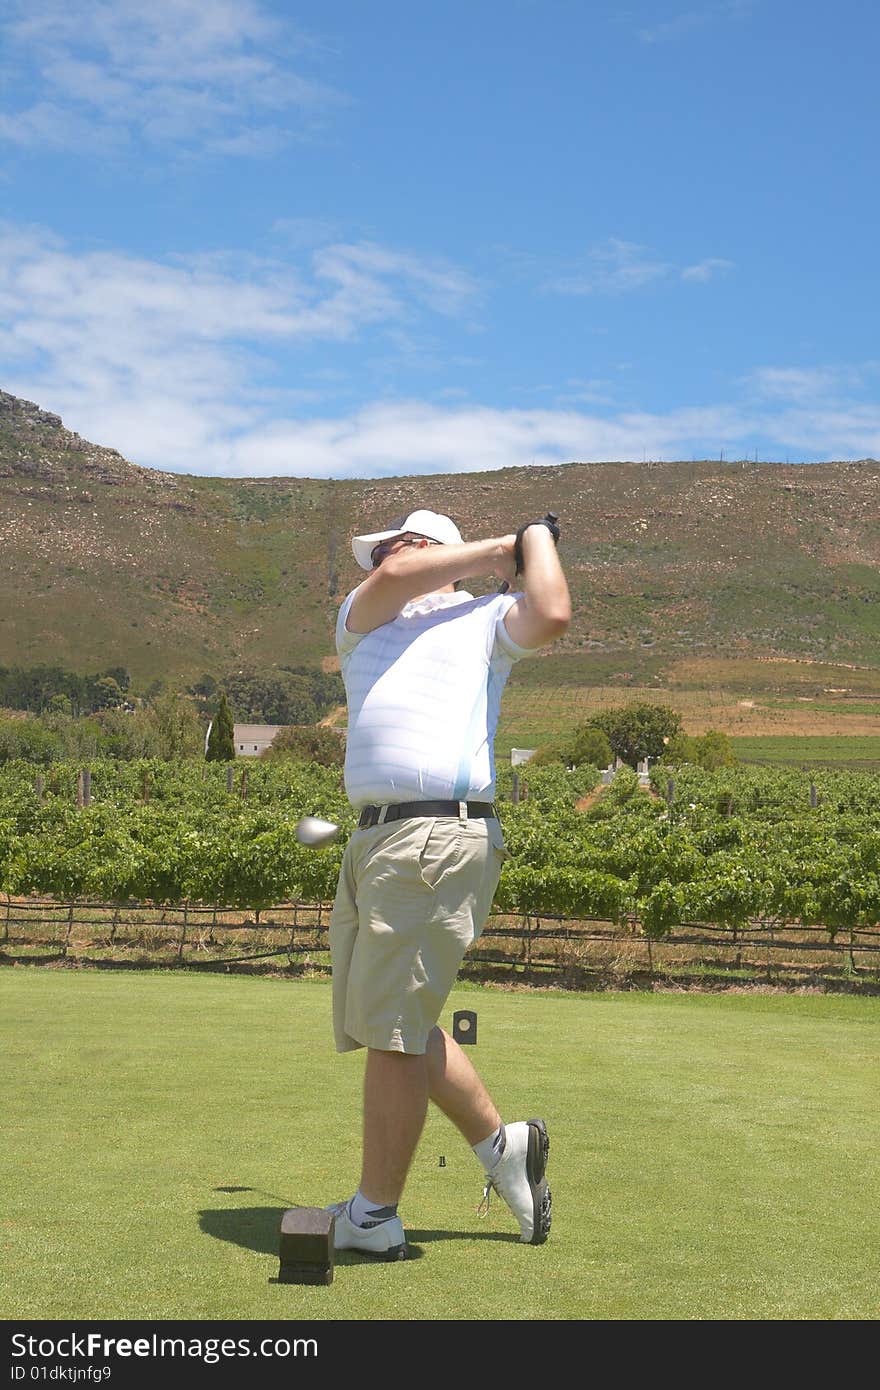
left=336, top=587, right=537, bottom=808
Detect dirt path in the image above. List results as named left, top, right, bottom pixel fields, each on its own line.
left=318, top=704, right=347, bottom=728
left=575, top=785, right=607, bottom=812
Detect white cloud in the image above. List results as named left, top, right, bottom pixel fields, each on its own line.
left=747, top=364, right=874, bottom=403
left=221, top=396, right=878, bottom=477
left=681, top=257, right=735, bottom=282
left=312, top=243, right=479, bottom=322
left=0, top=222, right=482, bottom=472
left=552, top=378, right=618, bottom=407
left=2, top=223, right=877, bottom=477
left=546, top=239, right=733, bottom=296
left=220, top=401, right=754, bottom=478
left=639, top=1, right=755, bottom=45
left=546, top=239, right=671, bottom=295
left=0, top=0, right=343, bottom=155
left=759, top=404, right=880, bottom=459
left=271, top=217, right=343, bottom=249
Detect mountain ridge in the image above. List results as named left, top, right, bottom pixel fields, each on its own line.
left=4, top=388, right=880, bottom=690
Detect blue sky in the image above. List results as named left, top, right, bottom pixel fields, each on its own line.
left=1, top=0, right=878, bottom=477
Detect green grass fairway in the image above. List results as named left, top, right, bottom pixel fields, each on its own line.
left=2, top=972, right=878, bottom=1321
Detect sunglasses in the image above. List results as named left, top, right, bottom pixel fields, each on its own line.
left=370, top=534, right=437, bottom=567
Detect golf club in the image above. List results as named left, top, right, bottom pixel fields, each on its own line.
left=294, top=816, right=340, bottom=847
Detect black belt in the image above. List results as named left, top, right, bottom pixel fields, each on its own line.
left=358, top=800, right=497, bottom=829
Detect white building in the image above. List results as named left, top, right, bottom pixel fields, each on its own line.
left=204, top=720, right=288, bottom=756
left=232, top=723, right=286, bottom=756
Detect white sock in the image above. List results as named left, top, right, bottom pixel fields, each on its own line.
left=347, top=1189, right=398, bottom=1227
left=472, top=1122, right=507, bottom=1172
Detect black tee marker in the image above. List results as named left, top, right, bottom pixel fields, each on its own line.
left=452, top=1009, right=477, bottom=1045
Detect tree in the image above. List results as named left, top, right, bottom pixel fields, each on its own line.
left=696, top=730, right=737, bottom=771
left=0, top=717, right=61, bottom=765
left=146, top=690, right=203, bottom=760
left=189, top=672, right=218, bottom=703
left=93, top=676, right=124, bottom=710
left=586, top=703, right=683, bottom=768
left=97, top=707, right=163, bottom=760
left=569, top=726, right=613, bottom=769
left=663, top=728, right=736, bottom=770
left=262, top=724, right=345, bottom=768
left=531, top=725, right=612, bottom=770
left=100, top=666, right=131, bottom=692
left=221, top=666, right=344, bottom=724
left=529, top=740, right=568, bottom=767
left=40, top=712, right=104, bottom=761
left=206, top=693, right=235, bottom=762
left=663, top=732, right=699, bottom=764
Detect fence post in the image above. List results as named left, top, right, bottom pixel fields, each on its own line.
left=512, top=771, right=520, bottom=804
left=64, top=903, right=75, bottom=957
left=177, top=903, right=188, bottom=962
left=76, top=769, right=84, bottom=809
left=226, top=765, right=234, bottom=794
left=240, top=768, right=248, bottom=800
left=287, top=902, right=297, bottom=962
left=849, top=927, right=857, bottom=975
left=810, top=782, right=817, bottom=809
left=34, top=774, right=44, bottom=804
left=82, top=768, right=91, bottom=807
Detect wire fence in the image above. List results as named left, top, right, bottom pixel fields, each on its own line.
left=3, top=895, right=879, bottom=992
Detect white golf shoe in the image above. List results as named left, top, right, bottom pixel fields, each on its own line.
left=326, top=1200, right=408, bottom=1261
left=479, top=1119, right=551, bottom=1245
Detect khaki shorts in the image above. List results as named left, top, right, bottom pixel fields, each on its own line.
left=329, top=814, right=508, bottom=1055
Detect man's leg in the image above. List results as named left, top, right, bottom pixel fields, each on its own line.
left=426, top=1024, right=552, bottom=1246
left=359, top=1048, right=430, bottom=1204
left=425, top=1025, right=500, bottom=1144
left=354, top=1028, right=500, bottom=1209
left=345, top=1027, right=500, bottom=1222
left=328, top=1047, right=422, bottom=1261
left=356, top=1028, right=498, bottom=1208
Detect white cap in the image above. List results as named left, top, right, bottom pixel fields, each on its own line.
left=351, top=508, right=463, bottom=570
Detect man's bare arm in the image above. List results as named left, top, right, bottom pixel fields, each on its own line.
left=346, top=537, right=510, bottom=634
left=502, top=526, right=571, bottom=650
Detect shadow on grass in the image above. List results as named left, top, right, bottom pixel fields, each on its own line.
left=200, top=1192, right=518, bottom=1273
left=200, top=1206, right=283, bottom=1258
left=200, top=1204, right=428, bottom=1267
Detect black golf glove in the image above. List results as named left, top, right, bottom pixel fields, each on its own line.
left=513, top=512, right=560, bottom=575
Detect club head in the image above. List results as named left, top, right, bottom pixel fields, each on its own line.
left=294, top=816, right=340, bottom=847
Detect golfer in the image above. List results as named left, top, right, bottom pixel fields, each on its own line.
left=327, top=508, right=571, bottom=1259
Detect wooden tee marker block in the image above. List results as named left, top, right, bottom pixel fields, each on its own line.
left=278, top=1207, right=335, bottom=1285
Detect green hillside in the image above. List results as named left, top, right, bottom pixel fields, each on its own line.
left=3, top=388, right=880, bottom=691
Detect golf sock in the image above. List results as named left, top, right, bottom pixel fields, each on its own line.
left=473, top=1122, right=507, bottom=1171
left=348, top=1190, right=398, bottom=1227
